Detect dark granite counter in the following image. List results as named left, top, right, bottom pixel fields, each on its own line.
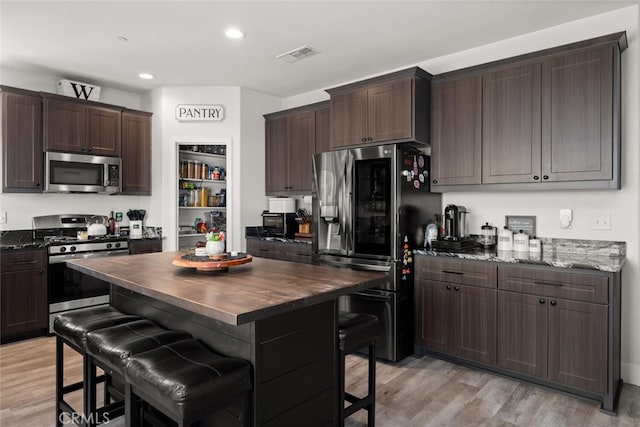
left=0, top=230, right=45, bottom=250
left=417, top=237, right=626, bottom=273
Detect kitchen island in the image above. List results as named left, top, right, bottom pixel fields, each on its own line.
left=66, top=252, right=388, bottom=426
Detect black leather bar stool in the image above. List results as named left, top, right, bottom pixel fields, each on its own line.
left=53, top=306, right=141, bottom=427
left=124, top=339, right=252, bottom=427
left=84, top=319, right=192, bottom=422
left=338, top=312, right=379, bottom=427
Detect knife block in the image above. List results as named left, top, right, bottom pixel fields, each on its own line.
left=298, top=223, right=311, bottom=234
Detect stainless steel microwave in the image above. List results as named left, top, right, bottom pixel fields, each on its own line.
left=262, top=212, right=297, bottom=238
left=45, top=152, right=121, bottom=194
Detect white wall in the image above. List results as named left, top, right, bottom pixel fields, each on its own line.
left=239, top=88, right=281, bottom=250
left=282, top=6, right=640, bottom=386
left=0, top=67, right=152, bottom=231
left=0, top=66, right=142, bottom=110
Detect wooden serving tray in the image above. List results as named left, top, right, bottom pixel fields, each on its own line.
left=172, top=253, right=253, bottom=272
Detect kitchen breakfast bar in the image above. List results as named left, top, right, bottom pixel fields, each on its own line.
left=65, top=252, right=388, bottom=426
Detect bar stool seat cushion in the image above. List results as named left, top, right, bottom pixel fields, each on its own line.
left=53, top=306, right=141, bottom=350
left=86, top=320, right=191, bottom=374
left=125, top=339, right=252, bottom=420
left=338, top=312, right=379, bottom=353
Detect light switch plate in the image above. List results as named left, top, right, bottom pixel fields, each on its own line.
left=591, top=213, right=612, bottom=230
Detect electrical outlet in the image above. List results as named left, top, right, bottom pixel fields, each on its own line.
left=0, top=211, right=6, bottom=224
left=591, top=213, right=612, bottom=230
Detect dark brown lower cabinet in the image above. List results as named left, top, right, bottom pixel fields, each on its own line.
left=415, top=254, right=622, bottom=412
left=128, top=239, right=162, bottom=254
left=415, top=279, right=496, bottom=364
left=0, top=249, right=48, bottom=342
left=498, top=290, right=607, bottom=393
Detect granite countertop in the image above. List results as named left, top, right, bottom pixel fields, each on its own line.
left=417, top=238, right=626, bottom=273
left=66, top=252, right=386, bottom=325
left=246, top=235, right=312, bottom=245
left=0, top=229, right=163, bottom=250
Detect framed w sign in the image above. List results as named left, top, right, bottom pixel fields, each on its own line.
left=57, top=79, right=101, bottom=101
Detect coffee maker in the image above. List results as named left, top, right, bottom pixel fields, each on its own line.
left=431, top=204, right=475, bottom=251
left=444, top=204, right=468, bottom=240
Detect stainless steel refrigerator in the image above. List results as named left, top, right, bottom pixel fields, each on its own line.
left=312, top=144, right=442, bottom=362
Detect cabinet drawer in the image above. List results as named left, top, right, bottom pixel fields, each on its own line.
left=0, top=249, right=46, bottom=272
left=246, top=239, right=284, bottom=259
left=498, top=265, right=608, bottom=304
left=415, top=256, right=497, bottom=289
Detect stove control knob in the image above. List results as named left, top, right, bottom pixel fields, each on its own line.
left=70, top=246, right=76, bottom=252
left=115, top=243, right=121, bottom=248
left=59, top=247, right=66, bottom=253
left=106, top=243, right=112, bottom=249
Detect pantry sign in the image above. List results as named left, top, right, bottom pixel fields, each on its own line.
left=175, top=104, right=224, bottom=122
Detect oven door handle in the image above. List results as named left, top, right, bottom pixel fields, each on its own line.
left=48, top=250, right=129, bottom=264
left=351, top=291, right=393, bottom=302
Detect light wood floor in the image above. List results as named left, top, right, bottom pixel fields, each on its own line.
left=1, top=336, right=638, bottom=427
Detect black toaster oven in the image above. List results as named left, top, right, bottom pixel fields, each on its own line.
left=261, top=212, right=297, bottom=238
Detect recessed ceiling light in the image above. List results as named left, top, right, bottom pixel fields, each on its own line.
left=225, top=28, right=245, bottom=39
left=138, top=73, right=154, bottom=80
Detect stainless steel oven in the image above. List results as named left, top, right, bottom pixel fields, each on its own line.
left=33, top=214, right=129, bottom=332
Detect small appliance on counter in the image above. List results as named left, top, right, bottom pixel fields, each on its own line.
left=430, top=204, right=476, bottom=251
left=261, top=211, right=297, bottom=238
left=268, top=198, right=296, bottom=213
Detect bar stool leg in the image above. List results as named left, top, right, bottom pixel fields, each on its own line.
left=240, top=392, right=251, bottom=427
left=55, top=337, right=64, bottom=427
left=368, top=341, right=376, bottom=427
left=338, top=348, right=346, bottom=427
left=124, top=383, right=141, bottom=427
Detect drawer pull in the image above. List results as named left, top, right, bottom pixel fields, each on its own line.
left=534, top=280, right=563, bottom=287
left=442, top=270, right=463, bottom=275
left=454, top=286, right=460, bottom=291
left=446, top=285, right=452, bottom=290
left=11, top=260, right=37, bottom=265
left=539, top=298, right=546, bottom=304
left=550, top=300, right=557, bottom=306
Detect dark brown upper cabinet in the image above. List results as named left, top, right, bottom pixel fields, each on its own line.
left=43, top=95, right=122, bottom=157
left=431, top=31, right=626, bottom=192
left=326, top=67, right=431, bottom=150
left=121, top=110, right=152, bottom=195
left=431, top=75, right=482, bottom=186
left=1, top=86, right=43, bottom=192
left=483, top=63, right=541, bottom=184
left=541, top=46, right=614, bottom=183
left=264, top=101, right=329, bottom=195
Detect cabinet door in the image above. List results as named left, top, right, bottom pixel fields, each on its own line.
left=541, top=46, right=613, bottom=182
left=548, top=298, right=607, bottom=393
left=414, top=279, right=452, bottom=353
left=453, top=285, right=497, bottom=364
left=367, top=78, right=412, bottom=143
left=86, top=106, right=121, bottom=156
left=121, top=111, right=152, bottom=195
left=497, top=291, right=548, bottom=378
left=129, top=239, right=162, bottom=254
left=2, top=91, right=43, bottom=191
left=314, top=107, right=330, bottom=154
left=265, top=116, right=289, bottom=193
left=431, top=76, right=482, bottom=185
left=1, top=269, right=47, bottom=339
left=44, top=99, right=85, bottom=153
left=483, top=64, right=542, bottom=184
left=330, top=89, right=367, bottom=149
left=288, top=111, right=315, bottom=193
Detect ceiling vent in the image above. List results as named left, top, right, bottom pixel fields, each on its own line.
left=275, top=45, right=319, bottom=63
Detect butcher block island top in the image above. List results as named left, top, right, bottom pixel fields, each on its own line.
left=66, top=251, right=387, bottom=326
